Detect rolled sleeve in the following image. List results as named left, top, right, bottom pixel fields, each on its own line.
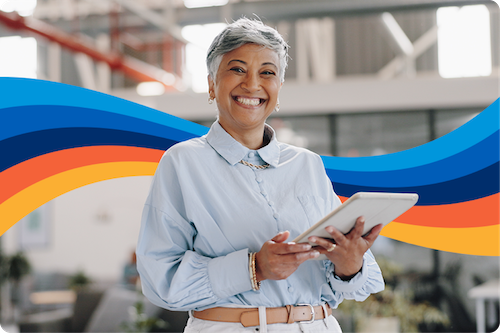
left=137, top=202, right=254, bottom=311
left=208, top=249, right=253, bottom=299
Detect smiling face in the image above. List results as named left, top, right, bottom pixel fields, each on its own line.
left=208, top=43, right=282, bottom=147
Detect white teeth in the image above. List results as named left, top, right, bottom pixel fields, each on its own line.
left=237, top=97, right=261, bottom=106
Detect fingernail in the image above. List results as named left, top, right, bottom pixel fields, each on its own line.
left=287, top=242, right=296, bottom=245
left=326, top=226, right=335, bottom=232
left=303, top=244, right=312, bottom=250
left=359, top=217, right=366, bottom=223
left=312, top=251, right=320, bottom=257
left=309, top=237, right=318, bottom=243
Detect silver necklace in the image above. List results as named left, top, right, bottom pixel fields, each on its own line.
left=239, top=160, right=270, bottom=169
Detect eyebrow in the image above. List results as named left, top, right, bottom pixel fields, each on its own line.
left=228, top=59, right=278, bottom=69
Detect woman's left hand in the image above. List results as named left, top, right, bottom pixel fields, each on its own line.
left=308, top=216, right=382, bottom=280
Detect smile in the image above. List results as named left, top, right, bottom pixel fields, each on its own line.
left=234, top=96, right=265, bottom=106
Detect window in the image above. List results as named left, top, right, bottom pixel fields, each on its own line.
left=437, top=5, right=492, bottom=78
left=267, top=116, right=332, bottom=156
left=435, top=109, right=480, bottom=138
left=182, top=23, right=227, bottom=93
left=336, top=112, right=429, bottom=157
left=0, top=36, right=37, bottom=78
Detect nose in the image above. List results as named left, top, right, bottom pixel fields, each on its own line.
left=241, top=72, right=260, bottom=92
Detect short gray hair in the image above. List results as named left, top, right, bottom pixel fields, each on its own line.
left=207, top=18, right=289, bottom=83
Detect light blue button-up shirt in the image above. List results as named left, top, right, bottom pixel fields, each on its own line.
left=136, top=121, right=384, bottom=312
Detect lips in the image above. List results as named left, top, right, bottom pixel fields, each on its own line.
left=234, top=96, right=265, bottom=107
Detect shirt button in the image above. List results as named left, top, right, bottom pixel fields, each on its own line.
left=288, top=286, right=294, bottom=293
left=261, top=190, right=267, bottom=196
left=248, top=152, right=255, bottom=158
left=273, top=213, right=280, bottom=219
left=256, top=177, right=263, bottom=183
left=268, top=201, right=274, bottom=206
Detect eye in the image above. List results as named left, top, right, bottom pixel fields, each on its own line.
left=230, top=67, right=245, bottom=73
left=261, top=70, right=276, bottom=75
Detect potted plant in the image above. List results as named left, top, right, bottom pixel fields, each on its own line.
left=68, top=269, right=92, bottom=292
left=0, top=251, right=31, bottom=324
left=336, top=257, right=450, bottom=332
left=120, top=295, right=168, bottom=333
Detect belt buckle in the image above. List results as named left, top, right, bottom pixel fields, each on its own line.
left=296, top=303, right=315, bottom=324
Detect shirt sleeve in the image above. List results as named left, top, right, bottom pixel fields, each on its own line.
left=324, top=249, right=385, bottom=308
left=136, top=150, right=253, bottom=312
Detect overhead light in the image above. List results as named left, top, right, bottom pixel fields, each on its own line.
left=137, top=82, right=165, bottom=96
left=184, top=0, right=228, bottom=9
left=161, top=72, right=176, bottom=86
left=0, top=0, right=37, bottom=17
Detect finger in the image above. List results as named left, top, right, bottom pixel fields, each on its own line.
left=307, top=236, right=336, bottom=252
left=349, top=216, right=366, bottom=239
left=313, top=247, right=334, bottom=256
left=363, top=223, right=383, bottom=244
left=271, top=230, right=290, bottom=243
left=324, top=225, right=346, bottom=246
left=282, top=249, right=320, bottom=263
left=263, top=248, right=318, bottom=273
left=272, top=242, right=312, bottom=255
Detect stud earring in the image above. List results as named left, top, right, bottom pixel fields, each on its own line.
left=208, top=96, right=214, bottom=104
left=275, top=101, right=280, bottom=112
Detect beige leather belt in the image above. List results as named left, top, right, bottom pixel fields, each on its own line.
left=193, top=303, right=332, bottom=327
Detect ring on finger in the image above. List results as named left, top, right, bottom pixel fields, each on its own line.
left=327, top=243, right=336, bottom=252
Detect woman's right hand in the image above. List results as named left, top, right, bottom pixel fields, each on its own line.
left=255, top=231, right=319, bottom=282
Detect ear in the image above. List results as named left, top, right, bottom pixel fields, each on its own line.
left=208, top=75, right=215, bottom=98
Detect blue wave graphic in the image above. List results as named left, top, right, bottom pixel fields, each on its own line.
left=0, top=105, right=208, bottom=142
left=0, top=78, right=207, bottom=136
left=327, top=131, right=498, bottom=187
left=322, top=97, right=500, bottom=205
left=0, top=128, right=177, bottom=172
left=322, top=99, right=499, bottom=171
left=0, top=77, right=498, bottom=208
left=332, top=162, right=499, bottom=205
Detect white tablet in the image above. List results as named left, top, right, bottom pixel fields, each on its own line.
left=293, top=192, right=419, bottom=259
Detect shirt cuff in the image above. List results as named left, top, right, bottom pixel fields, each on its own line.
left=326, top=257, right=369, bottom=293
left=207, top=249, right=253, bottom=299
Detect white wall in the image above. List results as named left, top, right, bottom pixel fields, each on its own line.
left=2, top=176, right=153, bottom=282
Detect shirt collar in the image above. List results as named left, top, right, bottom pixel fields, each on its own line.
left=205, top=121, right=280, bottom=168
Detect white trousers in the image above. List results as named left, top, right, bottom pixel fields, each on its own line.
left=183, top=308, right=342, bottom=333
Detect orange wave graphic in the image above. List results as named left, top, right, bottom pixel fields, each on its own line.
left=381, top=222, right=499, bottom=256
left=0, top=161, right=158, bottom=236
left=396, top=193, right=499, bottom=228
left=338, top=194, right=499, bottom=255
left=0, top=153, right=497, bottom=255
left=0, top=146, right=163, bottom=205
left=339, top=194, right=499, bottom=228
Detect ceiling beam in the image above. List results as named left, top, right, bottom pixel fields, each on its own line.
left=112, top=0, right=188, bottom=43
left=30, top=0, right=493, bottom=28
left=0, top=11, right=180, bottom=89
left=175, top=0, right=492, bottom=25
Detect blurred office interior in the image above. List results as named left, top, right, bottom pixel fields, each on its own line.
left=0, top=0, right=498, bottom=332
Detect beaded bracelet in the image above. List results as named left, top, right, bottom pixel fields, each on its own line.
left=249, top=252, right=261, bottom=291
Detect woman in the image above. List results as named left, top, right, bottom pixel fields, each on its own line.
left=136, top=18, right=384, bottom=333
